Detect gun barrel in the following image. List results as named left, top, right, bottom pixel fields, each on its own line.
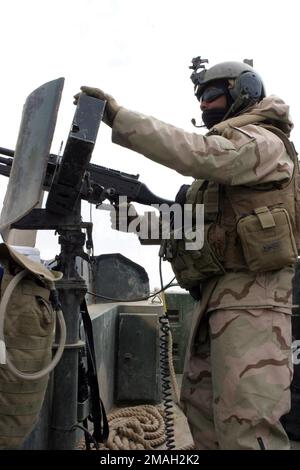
left=0, top=147, right=14, bottom=158
left=0, top=153, right=13, bottom=179
left=0, top=156, right=13, bottom=166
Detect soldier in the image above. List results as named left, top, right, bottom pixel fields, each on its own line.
left=75, top=60, right=298, bottom=450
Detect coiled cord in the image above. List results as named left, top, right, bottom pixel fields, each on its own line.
left=158, top=257, right=175, bottom=450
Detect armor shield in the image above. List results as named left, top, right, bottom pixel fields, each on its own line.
left=0, top=78, right=64, bottom=240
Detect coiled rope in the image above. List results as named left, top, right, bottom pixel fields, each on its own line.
left=77, top=404, right=166, bottom=450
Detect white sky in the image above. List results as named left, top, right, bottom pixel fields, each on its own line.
left=0, top=0, right=300, bottom=289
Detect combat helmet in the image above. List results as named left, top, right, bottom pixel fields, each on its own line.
left=190, top=57, right=265, bottom=116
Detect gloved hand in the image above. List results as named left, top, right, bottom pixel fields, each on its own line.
left=73, top=86, right=121, bottom=127
left=110, top=202, right=141, bottom=233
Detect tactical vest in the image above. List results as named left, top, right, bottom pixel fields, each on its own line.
left=161, top=123, right=300, bottom=289
left=221, top=124, right=300, bottom=270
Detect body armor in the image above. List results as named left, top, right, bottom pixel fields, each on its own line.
left=162, top=124, right=300, bottom=290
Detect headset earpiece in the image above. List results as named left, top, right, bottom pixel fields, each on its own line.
left=230, top=71, right=263, bottom=101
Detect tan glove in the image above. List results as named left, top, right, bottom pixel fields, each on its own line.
left=110, top=202, right=141, bottom=233
left=73, top=86, right=121, bottom=127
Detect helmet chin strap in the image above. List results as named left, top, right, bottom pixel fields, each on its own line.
left=223, top=93, right=257, bottom=121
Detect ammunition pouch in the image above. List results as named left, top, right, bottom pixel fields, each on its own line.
left=161, top=223, right=226, bottom=290
left=237, top=206, right=298, bottom=272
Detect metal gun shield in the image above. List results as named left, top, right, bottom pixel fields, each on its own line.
left=0, top=78, right=64, bottom=240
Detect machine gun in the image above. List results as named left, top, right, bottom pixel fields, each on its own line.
left=0, top=77, right=173, bottom=237
left=0, top=147, right=174, bottom=213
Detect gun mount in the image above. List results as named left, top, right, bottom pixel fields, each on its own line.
left=0, top=79, right=110, bottom=449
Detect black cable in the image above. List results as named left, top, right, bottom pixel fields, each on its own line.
left=158, top=257, right=176, bottom=450
left=87, top=277, right=177, bottom=303
left=72, top=423, right=99, bottom=450
left=257, top=436, right=266, bottom=450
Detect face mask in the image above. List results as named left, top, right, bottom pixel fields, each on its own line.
left=0, top=264, right=3, bottom=283
left=201, top=107, right=229, bottom=129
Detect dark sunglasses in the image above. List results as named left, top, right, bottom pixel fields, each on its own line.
left=199, top=86, right=226, bottom=103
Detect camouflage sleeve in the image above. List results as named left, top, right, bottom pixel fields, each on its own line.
left=112, top=108, right=293, bottom=186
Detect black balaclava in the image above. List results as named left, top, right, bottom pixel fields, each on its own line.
left=200, top=80, right=232, bottom=129
left=201, top=107, right=229, bottom=129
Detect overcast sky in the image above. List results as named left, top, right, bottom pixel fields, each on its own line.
left=1, top=0, right=299, bottom=289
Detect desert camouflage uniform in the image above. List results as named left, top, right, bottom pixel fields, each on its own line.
left=111, top=96, right=295, bottom=450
